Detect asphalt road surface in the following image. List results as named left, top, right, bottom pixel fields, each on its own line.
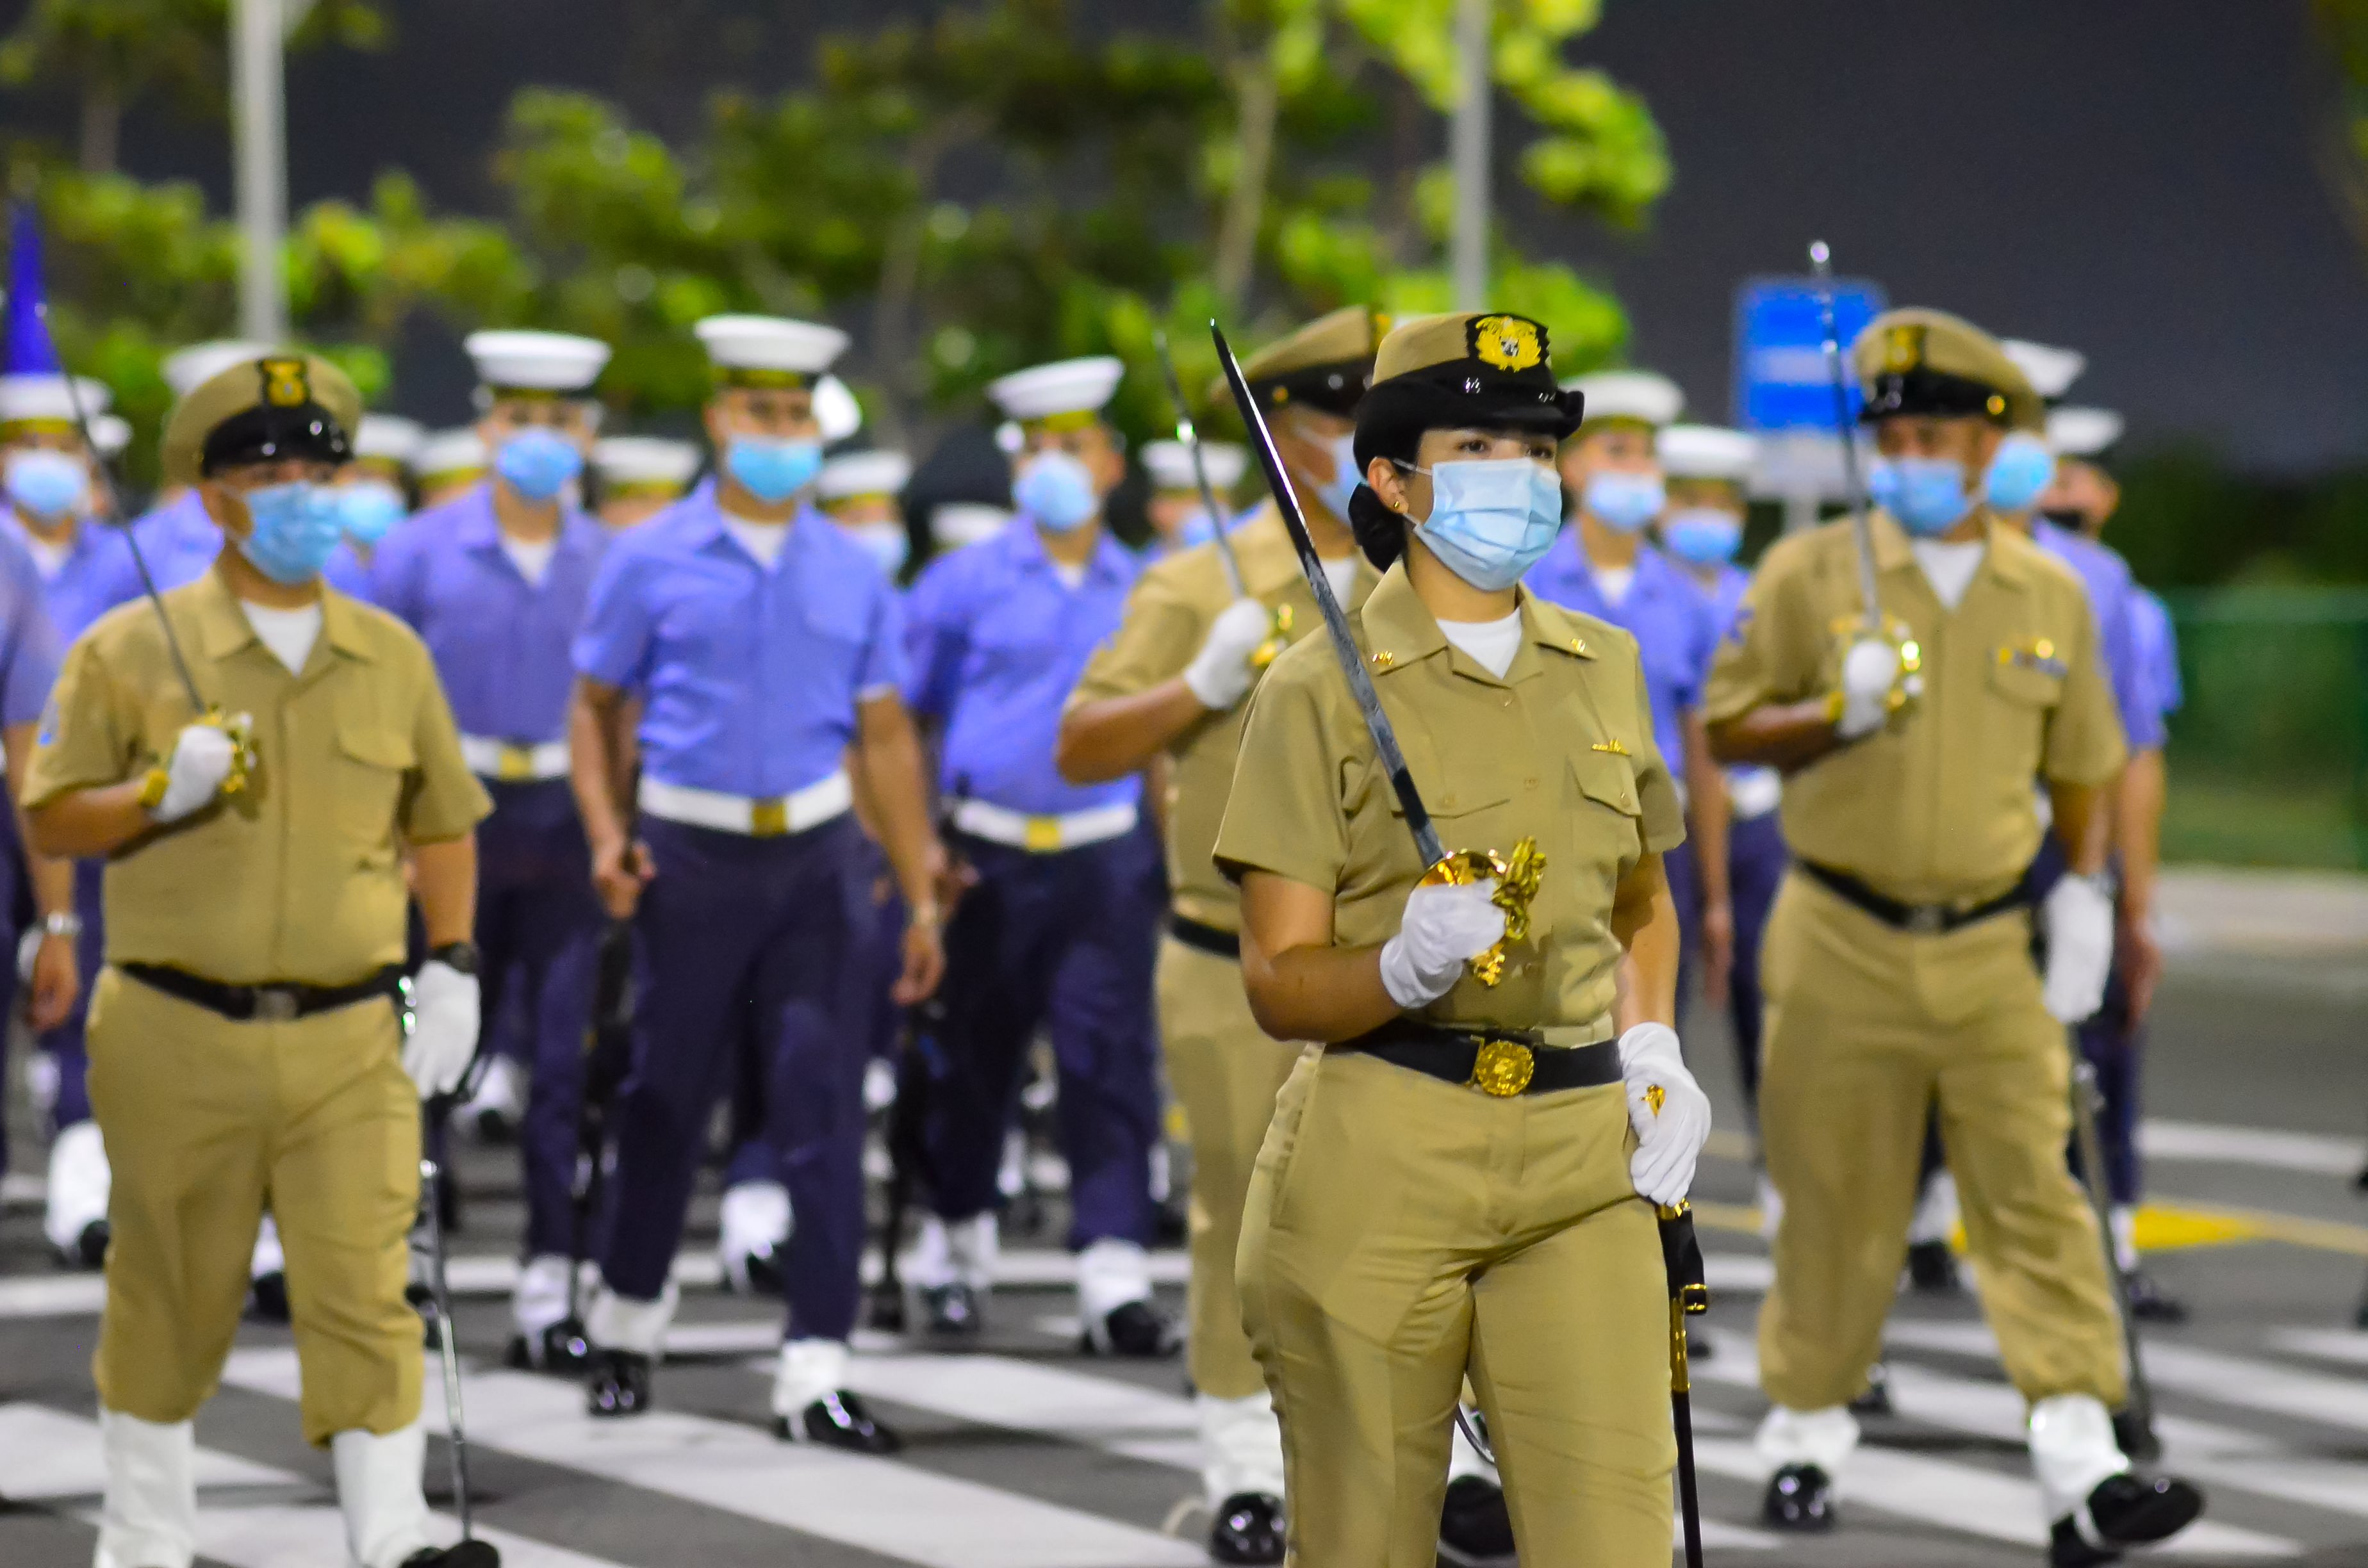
left=4, top=945, right=2366, bottom=1568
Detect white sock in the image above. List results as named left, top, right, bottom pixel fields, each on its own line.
left=586, top=1279, right=679, bottom=1355
left=2110, top=1205, right=2141, bottom=1275
left=514, top=1253, right=574, bottom=1339
left=2028, top=1393, right=2126, bottom=1523
left=1755, top=1404, right=1861, bottom=1475
left=95, top=1410, right=196, bottom=1568
left=44, top=1120, right=111, bottom=1252
left=333, top=1421, right=436, bottom=1568
left=251, top=1213, right=285, bottom=1278
left=771, top=1337, right=851, bottom=1416
left=1076, top=1237, right=1151, bottom=1322
left=1446, top=1412, right=1500, bottom=1483
left=1198, top=1391, right=1285, bottom=1503
left=1906, top=1170, right=1959, bottom=1247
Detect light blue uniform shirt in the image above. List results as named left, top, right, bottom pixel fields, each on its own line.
left=2128, top=585, right=2182, bottom=724
left=2034, top=519, right=2164, bottom=752
left=370, top=483, right=606, bottom=746
left=1524, top=533, right=1722, bottom=777
left=904, top=520, right=1140, bottom=817
left=573, top=481, right=905, bottom=798
left=93, top=489, right=218, bottom=612
left=0, top=524, right=61, bottom=730
left=6, top=514, right=134, bottom=643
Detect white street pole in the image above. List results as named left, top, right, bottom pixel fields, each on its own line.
left=231, top=0, right=289, bottom=343
left=1450, top=0, right=1490, bottom=310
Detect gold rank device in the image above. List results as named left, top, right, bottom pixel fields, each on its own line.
left=1418, top=836, right=1547, bottom=988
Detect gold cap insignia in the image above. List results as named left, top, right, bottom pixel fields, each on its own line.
left=259, top=356, right=311, bottom=408
left=1880, top=324, right=1926, bottom=375
left=1470, top=314, right=1545, bottom=374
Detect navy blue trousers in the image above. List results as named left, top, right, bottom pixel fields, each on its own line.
left=1724, top=811, right=1789, bottom=1111
left=1665, top=837, right=1701, bottom=1027
left=601, top=814, right=869, bottom=1340
left=476, top=780, right=605, bottom=1258
left=913, top=826, right=1163, bottom=1252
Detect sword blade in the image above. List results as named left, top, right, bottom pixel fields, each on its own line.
left=1151, top=331, right=1248, bottom=596
left=1809, top=241, right=1882, bottom=633
left=1210, top=322, right=1445, bottom=869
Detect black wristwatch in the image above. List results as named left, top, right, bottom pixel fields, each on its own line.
left=427, top=940, right=481, bottom=975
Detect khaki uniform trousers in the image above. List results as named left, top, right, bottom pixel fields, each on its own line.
left=1156, top=934, right=1304, bottom=1401
left=1239, top=1048, right=1673, bottom=1567
left=1756, top=872, right=2126, bottom=1412
left=88, top=968, right=425, bottom=1448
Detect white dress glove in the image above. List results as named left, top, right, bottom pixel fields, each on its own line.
left=1378, top=879, right=1505, bottom=1010
left=1182, top=598, right=1276, bottom=711
left=149, top=723, right=237, bottom=823
left=1834, top=638, right=1902, bottom=740
left=2041, top=872, right=2116, bottom=1023
left=402, top=960, right=481, bottom=1097
left=1618, top=1023, right=1712, bottom=1206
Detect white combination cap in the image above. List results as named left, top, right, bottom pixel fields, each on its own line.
left=162, top=340, right=275, bottom=400
left=1563, top=369, right=1684, bottom=428
left=694, top=314, right=850, bottom=382
left=0, top=373, right=111, bottom=425
left=1142, top=439, right=1246, bottom=493
left=2001, top=339, right=2086, bottom=404
left=987, top=355, right=1124, bottom=424
left=415, top=427, right=489, bottom=482
left=465, top=330, right=611, bottom=395
left=2046, top=406, right=2125, bottom=459
left=88, top=412, right=132, bottom=459
left=1658, top=424, right=1759, bottom=483
left=353, top=414, right=427, bottom=467
left=818, top=449, right=911, bottom=503
left=814, top=375, right=863, bottom=443
left=593, top=436, right=702, bottom=493
left=933, top=502, right=1012, bottom=550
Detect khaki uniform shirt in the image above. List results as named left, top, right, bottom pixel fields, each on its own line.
left=25, top=566, right=490, bottom=985
left=1702, top=512, right=2125, bottom=906
left=1068, top=503, right=1378, bottom=934
left=1214, top=563, right=1685, bottom=1032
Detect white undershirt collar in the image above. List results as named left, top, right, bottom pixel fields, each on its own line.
left=242, top=599, right=324, bottom=674
left=1911, top=538, right=1986, bottom=611
left=1437, top=608, right=1524, bottom=680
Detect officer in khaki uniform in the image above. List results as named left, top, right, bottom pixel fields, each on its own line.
left=1704, top=309, right=2203, bottom=1565
left=1059, top=306, right=1383, bottom=1564
left=23, top=354, right=494, bottom=1568
left=1213, top=311, right=1712, bottom=1567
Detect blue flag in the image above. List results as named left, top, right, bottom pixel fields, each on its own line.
left=3, top=204, right=64, bottom=378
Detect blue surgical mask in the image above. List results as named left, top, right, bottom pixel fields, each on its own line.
left=725, top=437, right=824, bottom=504
left=496, top=428, right=584, bottom=503
left=844, top=521, right=909, bottom=577
left=236, top=482, right=346, bottom=585
left=337, top=480, right=407, bottom=545
left=1014, top=450, right=1100, bottom=534
left=1874, top=455, right=1976, bottom=538
left=4, top=449, right=86, bottom=520
left=1984, top=431, right=2056, bottom=515
left=1310, top=430, right=1361, bottom=522
left=1582, top=471, right=1666, bottom=534
left=1410, top=457, right=1565, bottom=591
left=1661, top=507, right=1743, bottom=567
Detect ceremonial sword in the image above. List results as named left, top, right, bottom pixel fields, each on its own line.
left=1149, top=331, right=1290, bottom=668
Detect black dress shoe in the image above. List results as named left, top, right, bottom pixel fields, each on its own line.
left=1209, top=1491, right=1285, bottom=1565
left=584, top=1347, right=652, bottom=1417
left=2047, top=1473, right=2205, bottom=1567
left=1436, top=1475, right=1515, bottom=1567
left=247, top=1270, right=291, bottom=1324
left=1906, top=1238, right=1962, bottom=1293
left=56, top=1220, right=110, bottom=1271
left=773, top=1390, right=901, bottom=1453
left=921, top=1282, right=982, bottom=1337
left=506, top=1318, right=591, bottom=1373
left=1762, top=1463, right=1836, bottom=1530
left=402, top=1541, right=501, bottom=1568
left=406, top=1282, right=441, bottom=1348
left=1848, top=1361, right=1894, bottom=1417
left=2124, top=1270, right=2188, bottom=1324
left=1083, top=1299, right=1181, bottom=1359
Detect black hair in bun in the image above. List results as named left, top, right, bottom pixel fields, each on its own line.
left=1347, top=483, right=1406, bottom=571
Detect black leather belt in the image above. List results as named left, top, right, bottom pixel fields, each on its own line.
left=1167, top=915, right=1240, bottom=960
left=1342, top=1021, right=1621, bottom=1098
left=120, top=963, right=404, bottom=1022
left=1798, top=861, right=2033, bottom=936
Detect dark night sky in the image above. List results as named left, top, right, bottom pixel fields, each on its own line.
left=3, top=1, right=2362, bottom=475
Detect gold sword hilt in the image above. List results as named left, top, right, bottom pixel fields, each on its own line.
left=1248, top=603, right=1293, bottom=671
left=203, top=708, right=259, bottom=796
left=1826, top=612, right=1926, bottom=725
left=1419, top=835, right=1546, bottom=987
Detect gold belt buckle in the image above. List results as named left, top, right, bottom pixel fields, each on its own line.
left=1467, top=1038, right=1535, bottom=1097
left=1023, top=816, right=1064, bottom=853
left=750, top=798, right=789, bottom=837
left=495, top=743, right=536, bottom=783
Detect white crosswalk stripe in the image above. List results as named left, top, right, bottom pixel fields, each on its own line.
left=220, top=1348, right=1207, bottom=1568
left=0, top=1402, right=625, bottom=1568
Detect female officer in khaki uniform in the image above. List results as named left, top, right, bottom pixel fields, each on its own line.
left=1212, top=311, right=1714, bottom=1566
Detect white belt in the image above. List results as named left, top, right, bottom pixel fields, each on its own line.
left=461, top=735, right=570, bottom=783
left=1727, top=765, right=1783, bottom=821
left=639, top=772, right=853, bottom=838
left=950, top=798, right=1138, bottom=853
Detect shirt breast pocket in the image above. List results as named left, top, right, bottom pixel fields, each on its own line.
left=1568, top=749, right=1645, bottom=882
left=1986, top=651, right=2064, bottom=776
left=333, top=721, right=415, bottom=864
